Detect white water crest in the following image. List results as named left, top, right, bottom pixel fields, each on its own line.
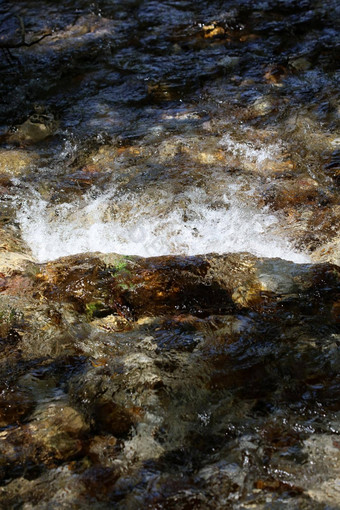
left=17, top=185, right=310, bottom=264
left=219, top=133, right=282, bottom=167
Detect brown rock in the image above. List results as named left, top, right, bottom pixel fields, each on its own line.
left=0, top=275, right=35, bottom=297
left=264, top=64, right=289, bottom=84
left=263, top=177, right=320, bottom=210
left=0, top=387, right=33, bottom=427
left=312, top=236, right=340, bottom=266
left=203, top=26, right=225, bottom=39
left=35, top=252, right=340, bottom=320
left=0, top=402, right=89, bottom=467
left=80, top=466, right=120, bottom=501
left=0, top=251, right=35, bottom=277
left=87, top=435, right=118, bottom=466
left=93, top=401, right=138, bottom=436
left=323, top=149, right=340, bottom=185
left=27, top=403, right=88, bottom=461
left=331, top=301, right=340, bottom=322
left=0, top=149, right=38, bottom=176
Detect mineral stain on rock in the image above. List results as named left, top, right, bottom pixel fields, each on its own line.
left=0, top=0, right=339, bottom=508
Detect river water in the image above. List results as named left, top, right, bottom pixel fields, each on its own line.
left=1, top=0, right=338, bottom=264
left=0, top=0, right=339, bottom=508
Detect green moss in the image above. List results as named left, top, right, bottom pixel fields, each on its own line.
left=106, top=256, right=132, bottom=277
left=85, top=301, right=107, bottom=320
left=115, top=259, right=129, bottom=272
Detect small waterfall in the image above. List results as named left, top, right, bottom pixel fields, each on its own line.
left=17, top=185, right=309, bottom=263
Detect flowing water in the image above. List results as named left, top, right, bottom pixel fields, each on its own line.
left=0, top=0, right=339, bottom=508
left=1, top=0, right=338, bottom=265
left=16, top=161, right=309, bottom=263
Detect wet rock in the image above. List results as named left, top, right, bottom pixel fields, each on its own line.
left=323, top=149, right=340, bottom=186
left=273, top=434, right=340, bottom=507
left=252, top=96, right=276, bottom=115
left=36, top=252, right=239, bottom=316
left=30, top=402, right=89, bottom=458
left=39, top=14, right=117, bottom=54
left=264, top=64, right=289, bottom=84
left=79, top=465, right=121, bottom=503
left=0, top=386, right=34, bottom=428
left=0, top=402, right=89, bottom=470
left=0, top=149, right=38, bottom=176
left=287, top=203, right=340, bottom=258
left=93, top=401, right=138, bottom=436
left=0, top=274, right=35, bottom=298
left=67, top=139, right=118, bottom=173
left=218, top=130, right=294, bottom=175
left=198, top=461, right=245, bottom=503
left=0, top=13, right=22, bottom=48
left=217, top=55, right=239, bottom=69
left=202, top=24, right=226, bottom=39
left=0, top=465, right=89, bottom=509
left=67, top=361, right=147, bottom=438
left=87, top=435, right=119, bottom=466
left=312, top=236, right=340, bottom=266
left=0, top=225, right=33, bottom=255
left=90, top=313, right=131, bottom=332
left=289, top=57, right=312, bottom=72
left=6, top=111, right=58, bottom=145
left=262, top=176, right=323, bottom=210
left=0, top=251, right=337, bottom=366
left=0, top=246, right=338, bottom=505
left=32, top=252, right=339, bottom=319
left=0, top=1, right=338, bottom=506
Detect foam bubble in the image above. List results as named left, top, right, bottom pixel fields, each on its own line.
left=219, top=133, right=281, bottom=167
left=17, top=186, right=309, bottom=264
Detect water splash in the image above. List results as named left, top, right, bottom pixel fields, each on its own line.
left=16, top=186, right=309, bottom=264
left=219, top=133, right=282, bottom=167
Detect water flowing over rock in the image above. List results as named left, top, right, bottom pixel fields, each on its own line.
left=0, top=0, right=339, bottom=507
left=0, top=251, right=339, bottom=507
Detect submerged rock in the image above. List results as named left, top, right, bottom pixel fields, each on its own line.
left=34, top=252, right=339, bottom=319
left=0, top=248, right=338, bottom=507
left=0, top=402, right=89, bottom=472
left=312, top=236, right=340, bottom=266
left=6, top=112, right=58, bottom=146
left=29, top=402, right=89, bottom=459
left=0, top=386, right=33, bottom=428
left=0, top=149, right=38, bottom=176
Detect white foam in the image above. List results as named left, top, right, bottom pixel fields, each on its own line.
left=219, top=133, right=281, bottom=167
left=16, top=186, right=310, bottom=264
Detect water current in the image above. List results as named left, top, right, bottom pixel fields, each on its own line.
left=0, top=0, right=337, bottom=265
left=16, top=137, right=310, bottom=262
left=0, top=0, right=339, bottom=508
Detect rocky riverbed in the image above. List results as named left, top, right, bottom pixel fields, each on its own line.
left=0, top=0, right=339, bottom=508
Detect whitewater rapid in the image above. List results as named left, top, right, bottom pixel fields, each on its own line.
left=16, top=185, right=309, bottom=264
